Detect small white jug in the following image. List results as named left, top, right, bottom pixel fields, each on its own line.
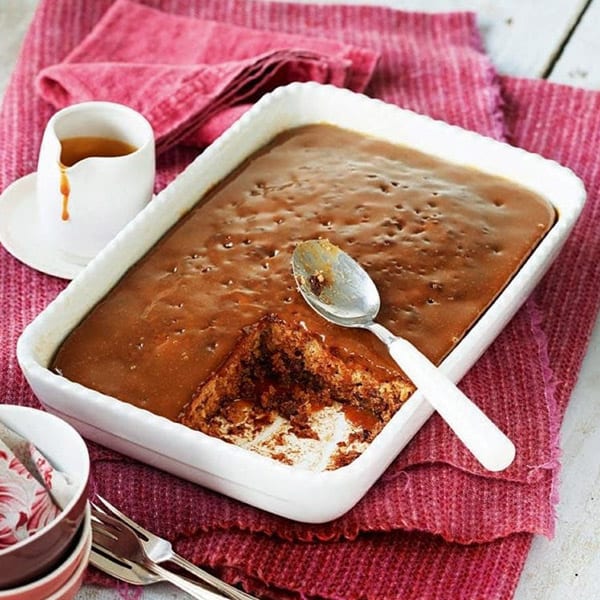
left=36, top=101, right=155, bottom=264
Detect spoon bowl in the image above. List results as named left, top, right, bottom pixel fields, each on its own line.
left=292, top=239, right=380, bottom=326
left=292, top=238, right=516, bottom=472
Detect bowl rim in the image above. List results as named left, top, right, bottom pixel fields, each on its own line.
left=44, top=507, right=92, bottom=600
left=0, top=503, right=91, bottom=598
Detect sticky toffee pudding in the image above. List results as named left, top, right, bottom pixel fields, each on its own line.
left=51, top=124, right=555, bottom=469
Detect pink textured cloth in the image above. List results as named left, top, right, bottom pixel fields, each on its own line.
left=35, top=0, right=379, bottom=153
left=1, top=0, right=600, bottom=598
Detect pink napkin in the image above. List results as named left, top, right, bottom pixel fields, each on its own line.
left=35, top=0, right=379, bottom=154
left=2, top=0, right=600, bottom=598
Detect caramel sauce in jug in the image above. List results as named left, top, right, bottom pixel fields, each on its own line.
left=58, top=136, right=138, bottom=220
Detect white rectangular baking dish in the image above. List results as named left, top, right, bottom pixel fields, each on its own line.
left=17, top=83, right=586, bottom=523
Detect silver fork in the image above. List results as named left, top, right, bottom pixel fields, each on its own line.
left=94, top=495, right=257, bottom=600
left=90, top=544, right=165, bottom=585
left=90, top=544, right=228, bottom=600
left=91, top=507, right=219, bottom=599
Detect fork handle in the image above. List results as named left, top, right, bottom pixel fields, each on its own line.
left=146, top=561, right=220, bottom=600
left=170, top=553, right=258, bottom=600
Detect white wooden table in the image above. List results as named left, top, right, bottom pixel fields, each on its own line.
left=1, top=1, right=599, bottom=598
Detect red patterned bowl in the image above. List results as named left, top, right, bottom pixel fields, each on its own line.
left=0, top=406, right=89, bottom=589
left=0, top=504, right=91, bottom=600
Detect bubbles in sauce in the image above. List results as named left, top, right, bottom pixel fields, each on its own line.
left=51, top=124, right=556, bottom=421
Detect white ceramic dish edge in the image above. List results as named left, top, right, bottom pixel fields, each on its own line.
left=16, top=83, right=586, bottom=523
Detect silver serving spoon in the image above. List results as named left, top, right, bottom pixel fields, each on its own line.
left=291, top=238, right=515, bottom=472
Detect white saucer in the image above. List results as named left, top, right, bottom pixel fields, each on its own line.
left=0, top=173, right=85, bottom=280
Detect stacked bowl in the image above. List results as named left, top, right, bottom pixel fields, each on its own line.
left=0, top=405, right=90, bottom=600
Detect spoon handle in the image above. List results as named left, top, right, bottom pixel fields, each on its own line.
left=382, top=332, right=515, bottom=472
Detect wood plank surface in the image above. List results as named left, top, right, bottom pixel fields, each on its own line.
left=0, top=0, right=38, bottom=96
left=0, top=1, right=599, bottom=599
left=549, top=0, right=600, bottom=88
left=291, top=0, right=591, bottom=78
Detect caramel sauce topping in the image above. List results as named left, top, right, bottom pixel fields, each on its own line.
left=51, top=125, right=556, bottom=420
